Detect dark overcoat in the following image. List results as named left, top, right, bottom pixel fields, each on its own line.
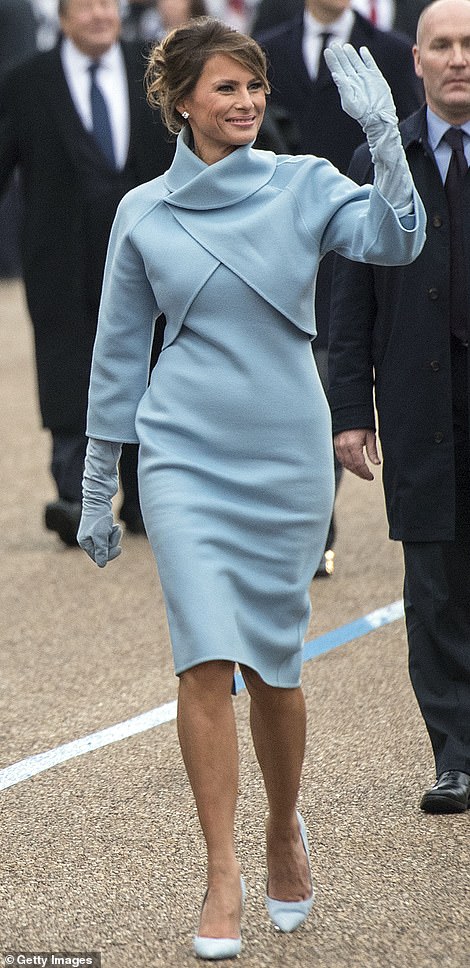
left=328, top=105, right=469, bottom=542
left=255, top=11, right=424, bottom=347
left=252, top=0, right=428, bottom=39
left=0, top=40, right=175, bottom=432
left=255, top=12, right=423, bottom=172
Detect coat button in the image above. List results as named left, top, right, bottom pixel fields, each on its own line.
left=428, top=287, right=439, bottom=300
left=430, top=360, right=440, bottom=370
left=434, top=431, right=444, bottom=443
left=432, top=214, right=443, bottom=228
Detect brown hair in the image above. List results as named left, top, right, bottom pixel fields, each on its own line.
left=145, top=16, right=270, bottom=134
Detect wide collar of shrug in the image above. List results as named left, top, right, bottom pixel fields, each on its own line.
left=160, top=127, right=319, bottom=336
left=163, top=125, right=277, bottom=208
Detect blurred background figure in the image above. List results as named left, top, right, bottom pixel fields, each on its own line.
left=252, top=0, right=428, bottom=40
left=31, top=0, right=60, bottom=48
left=352, top=0, right=428, bottom=37
left=121, top=0, right=207, bottom=41
left=0, top=0, right=36, bottom=86
left=0, top=0, right=175, bottom=547
left=205, top=0, right=260, bottom=32
left=0, top=0, right=37, bottom=279
left=255, top=0, right=423, bottom=577
left=120, top=0, right=162, bottom=40
left=156, top=0, right=208, bottom=32
left=252, top=0, right=303, bottom=32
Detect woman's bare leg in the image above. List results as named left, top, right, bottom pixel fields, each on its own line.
left=177, top=659, right=242, bottom=938
left=240, top=665, right=312, bottom=902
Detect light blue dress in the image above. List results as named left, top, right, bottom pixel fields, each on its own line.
left=87, top=128, right=426, bottom=686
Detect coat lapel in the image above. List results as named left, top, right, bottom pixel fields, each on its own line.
left=36, top=41, right=120, bottom=174
left=273, top=16, right=316, bottom=101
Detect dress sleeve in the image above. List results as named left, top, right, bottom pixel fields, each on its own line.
left=86, top=197, right=160, bottom=443
left=318, top=167, right=426, bottom=267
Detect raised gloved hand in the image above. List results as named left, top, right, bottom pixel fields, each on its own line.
left=324, top=43, right=413, bottom=210
left=77, top=437, right=123, bottom=568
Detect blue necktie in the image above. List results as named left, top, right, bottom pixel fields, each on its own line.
left=443, top=127, right=468, bottom=345
left=89, top=61, right=115, bottom=167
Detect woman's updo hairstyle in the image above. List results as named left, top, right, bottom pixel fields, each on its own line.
left=145, top=16, right=270, bottom=135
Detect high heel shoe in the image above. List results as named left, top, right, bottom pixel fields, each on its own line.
left=265, top=811, right=315, bottom=933
left=193, top=876, right=245, bottom=960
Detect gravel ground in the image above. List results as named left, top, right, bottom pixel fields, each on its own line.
left=1, top=280, right=468, bottom=968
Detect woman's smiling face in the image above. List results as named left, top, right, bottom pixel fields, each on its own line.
left=178, top=53, right=267, bottom=165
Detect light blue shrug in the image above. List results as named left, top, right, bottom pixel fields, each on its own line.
left=86, top=128, right=426, bottom=444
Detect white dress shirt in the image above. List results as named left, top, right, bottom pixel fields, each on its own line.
left=61, top=38, right=130, bottom=169
left=303, top=8, right=355, bottom=79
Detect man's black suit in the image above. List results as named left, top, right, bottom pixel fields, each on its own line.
left=0, top=39, right=174, bottom=434
left=328, top=106, right=470, bottom=776
left=252, top=0, right=428, bottom=41
left=0, top=0, right=37, bottom=277
left=0, top=39, right=175, bottom=520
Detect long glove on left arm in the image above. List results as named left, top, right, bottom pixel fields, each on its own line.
left=324, top=43, right=413, bottom=211
left=77, top=437, right=123, bottom=568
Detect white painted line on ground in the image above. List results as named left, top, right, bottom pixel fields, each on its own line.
left=0, top=600, right=404, bottom=793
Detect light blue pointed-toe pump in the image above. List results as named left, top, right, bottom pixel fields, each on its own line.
left=265, top=811, right=315, bottom=932
left=193, top=877, right=245, bottom=960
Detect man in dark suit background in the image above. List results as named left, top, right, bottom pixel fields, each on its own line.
left=252, top=0, right=428, bottom=41
left=0, top=0, right=174, bottom=545
left=255, top=0, right=423, bottom=576
left=0, top=0, right=37, bottom=278
left=328, top=0, right=470, bottom=813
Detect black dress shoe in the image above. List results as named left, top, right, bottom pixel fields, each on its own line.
left=44, top=499, right=82, bottom=547
left=420, top=770, right=470, bottom=814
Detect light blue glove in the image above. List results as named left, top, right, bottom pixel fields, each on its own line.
left=324, top=43, right=413, bottom=210
left=77, top=438, right=123, bottom=568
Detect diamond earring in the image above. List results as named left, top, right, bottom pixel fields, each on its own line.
left=181, top=111, right=189, bottom=120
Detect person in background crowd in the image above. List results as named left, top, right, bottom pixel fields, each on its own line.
left=251, top=0, right=303, bottom=32
left=0, top=0, right=37, bottom=279
left=31, top=0, right=61, bottom=48
left=0, top=0, right=175, bottom=545
left=77, top=16, right=425, bottom=959
left=121, top=0, right=208, bottom=41
left=255, top=0, right=423, bottom=576
left=122, top=0, right=258, bottom=41
left=156, top=0, right=208, bottom=36
left=252, top=0, right=428, bottom=41
left=121, top=0, right=162, bottom=41
left=329, top=0, right=470, bottom=814
left=353, top=0, right=428, bottom=38
left=205, top=0, right=260, bottom=33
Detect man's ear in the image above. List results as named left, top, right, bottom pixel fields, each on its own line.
left=413, top=45, right=423, bottom=79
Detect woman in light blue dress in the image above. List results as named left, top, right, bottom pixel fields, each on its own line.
left=78, top=18, right=425, bottom=960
